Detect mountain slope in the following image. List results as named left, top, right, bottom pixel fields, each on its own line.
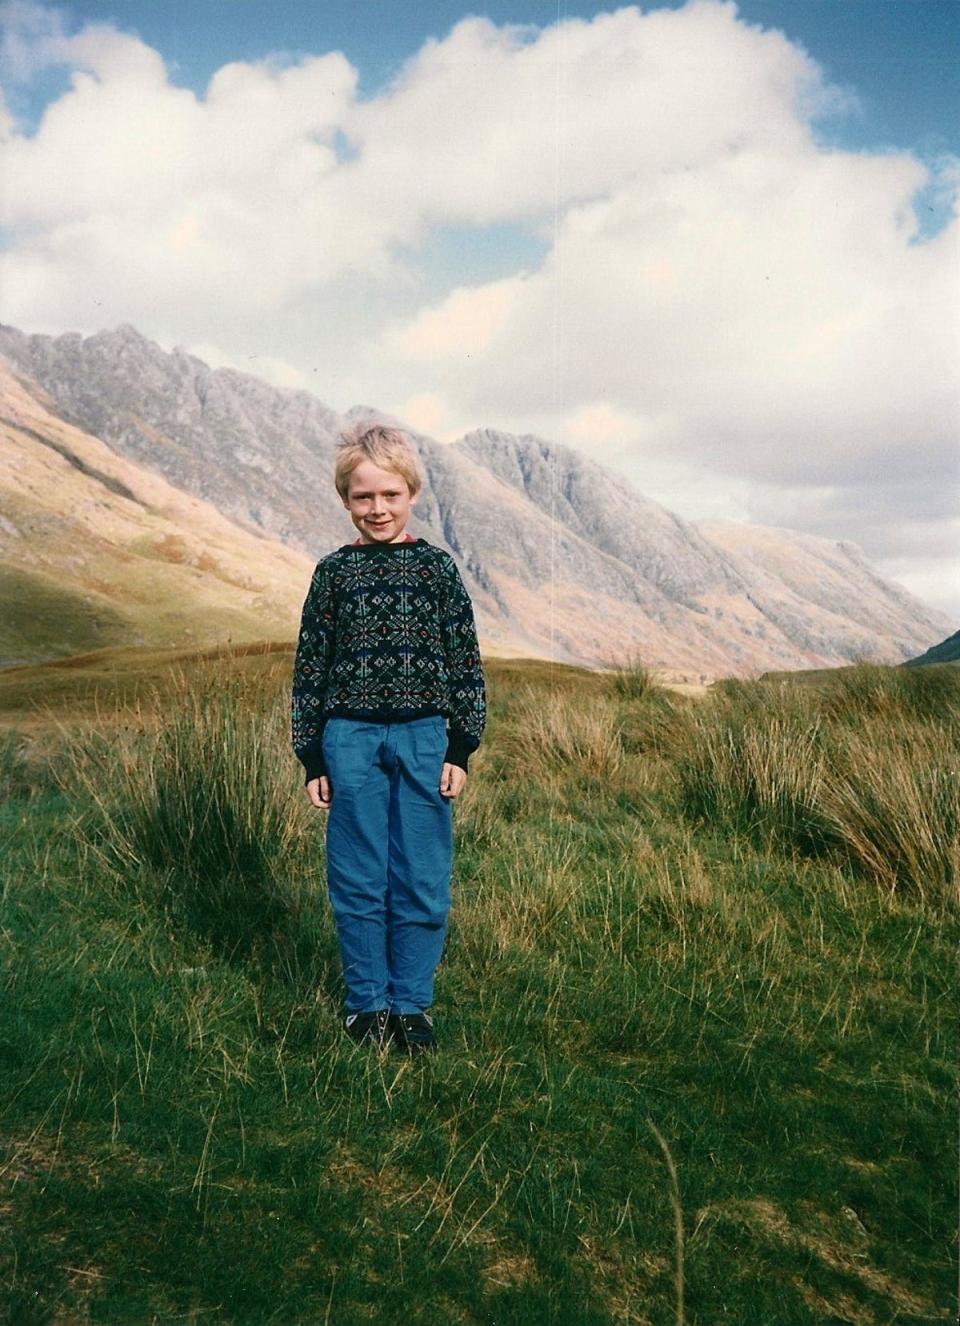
left=0, top=321, right=346, bottom=555
left=904, top=629, right=960, bottom=667
left=456, top=429, right=951, bottom=670
left=0, top=322, right=950, bottom=674
left=0, top=357, right=314, bottom=666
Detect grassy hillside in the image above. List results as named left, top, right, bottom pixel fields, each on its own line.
left=905, top=629, right=960, bottom=667
left=0, top=658, right=955, bottom=1324
left=0, top=640, right=297, bottom=731
left=0, top=564, right=131, bottom=664
left=0, top=645, right=593, bottom=738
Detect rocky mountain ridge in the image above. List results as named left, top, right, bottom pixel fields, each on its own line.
left=0, top=356, right=315, bottom=667
left=0, top=322, right=949, bottom=674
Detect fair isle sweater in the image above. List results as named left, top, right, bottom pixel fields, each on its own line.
left=291, top=534, right=487, bottom=784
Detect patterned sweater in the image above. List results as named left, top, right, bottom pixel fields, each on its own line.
left=291, top=535, right=486, bottom=783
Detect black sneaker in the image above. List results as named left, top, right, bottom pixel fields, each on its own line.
left=389, top=1011, right=436, bottom=1054
left=343, top=1009, right=390, bottom=1046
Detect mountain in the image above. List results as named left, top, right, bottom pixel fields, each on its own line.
left=0, top=322, right=950, bottom=675
left=454, top=428, right=951, bottom=671
left=904, top=630, right=960, bottom=667
left=0, top=356, right=313, bottom=667
left=696, top=519, right=946, bottom=668
left=0, top=322, right=346, bottom=555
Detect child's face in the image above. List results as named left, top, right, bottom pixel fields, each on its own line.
left=343, top=459, right=417, bottom=544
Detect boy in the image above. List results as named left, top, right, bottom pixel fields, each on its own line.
left=291, top=424, right=486, bottom=1054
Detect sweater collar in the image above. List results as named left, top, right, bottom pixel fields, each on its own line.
left=347, top=533, right=420, bottom=549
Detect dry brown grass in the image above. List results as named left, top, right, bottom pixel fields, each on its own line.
left=817, top=719, right=959, bottom=904
left=496, top=683, right=625, bottom=782
left=674, top=673, right=960, bottom=904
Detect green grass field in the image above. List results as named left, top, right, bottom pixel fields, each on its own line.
left=1, top=654, right=955, bottom=1324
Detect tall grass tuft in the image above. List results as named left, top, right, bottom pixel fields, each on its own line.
left=674, top=691, right=827, bottom=853
left=818, top=719, right=959, bottom=904
left=607, top=649, right=660, bottom=701
left=496, top=683, right=625, bottom=782
left=824, top=660, right=960, bottom=725
left=674, top=667, right=960, bottom=903
left=0, top=728, right=42, bottom=799
left=53, top=667, right=313, bottom=958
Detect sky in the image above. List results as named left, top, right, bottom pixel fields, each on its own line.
left=1, top=0, right=957, bottom=619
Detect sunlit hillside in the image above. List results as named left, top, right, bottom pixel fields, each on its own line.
left=0, top=358, right=312, bottom=667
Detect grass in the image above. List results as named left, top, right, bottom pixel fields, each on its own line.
left=0, top=564, right=130, bottom=665
left=53, top=668, right=315, bottom=963
left=675, top=666, right=959, bottom=903
left=606, top=652, right=660, bottom=703
left=0, top=653, right=956, bottom=1324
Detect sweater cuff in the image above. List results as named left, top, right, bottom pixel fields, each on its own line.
left=444, top=729, right=478, bottom=774
left=297, top=747, right=326, bottom=785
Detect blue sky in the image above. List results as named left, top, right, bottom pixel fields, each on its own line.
left=11, top=0, right=959, bottom=151
left=1, top=0, right=958, bottom=616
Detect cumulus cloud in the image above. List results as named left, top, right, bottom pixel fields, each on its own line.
left=386, top=276, right=522, bottom=361
left=0, top=20, right=361, bottom=319
left=0, top=0, right=67, bottom=83
left=392, top=147, right=954, bottom=478
left=0, top=0, right=956, bottom=613
left=384, top=391, right=457, bottom=440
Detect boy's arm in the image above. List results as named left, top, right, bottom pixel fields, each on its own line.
left=439, top=556, right=486, bottom=773
left=291, top=560, right=334, bottom=785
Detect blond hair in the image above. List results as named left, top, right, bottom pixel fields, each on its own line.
left=334, top=423, right=424, bottom=501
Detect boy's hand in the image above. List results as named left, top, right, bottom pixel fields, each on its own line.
left=439, top=762, right=466, bottom=798
left=306, top=776, right=332, bottom=810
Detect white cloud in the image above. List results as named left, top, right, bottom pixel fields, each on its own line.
left=0, top=10, right=362, bottom=322
left=385, top=276, right=522, bottom=361
left=344, top=3, right=832, bottom=227
left=0, top=0, right=956, bottom=615
left=0, top=0, right=67, bottom=84
left=396, top=145, right=955, bottom=477
left=567, top=401, right=649, bottom=447
left=386, top=391, right=452, bottom=440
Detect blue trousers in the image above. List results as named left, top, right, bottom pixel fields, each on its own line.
left=321, top=714, right=453, bottom=1014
